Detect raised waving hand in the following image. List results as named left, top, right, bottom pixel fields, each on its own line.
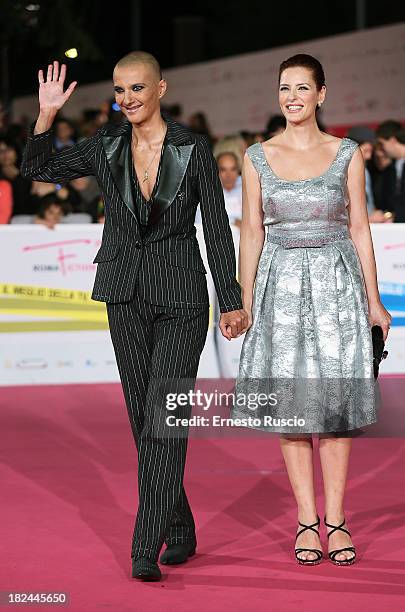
left=38, top=60, right=77, bottom=111
left=34, top=61, right=77, bottom=134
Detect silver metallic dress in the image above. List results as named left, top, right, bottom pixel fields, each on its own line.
left=231, top=138, right=379, bottom=434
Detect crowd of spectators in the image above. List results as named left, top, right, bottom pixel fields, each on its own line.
left=207, top=114, right=405, bottom=228
left=0, top=99, right=404, bottom=229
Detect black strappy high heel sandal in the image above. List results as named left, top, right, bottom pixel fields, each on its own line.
left=295, top=515, right=323, bottom=565
left=324, top=516, right=356, bottom=565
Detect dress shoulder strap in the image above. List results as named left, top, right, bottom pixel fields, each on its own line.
left=337, top=137, right=360, bottom=174
left=246, top=142, right=266, bottom=176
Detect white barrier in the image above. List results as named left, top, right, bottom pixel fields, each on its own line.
left=0, top=224, right=404, bottom=385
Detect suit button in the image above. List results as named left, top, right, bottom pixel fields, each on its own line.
left=135, top=240, right=142, bottom=249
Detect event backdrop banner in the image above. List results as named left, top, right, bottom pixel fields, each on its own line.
left=12, top=23, right=405, bottom=135
left=0, top=224, right=404, bottom=386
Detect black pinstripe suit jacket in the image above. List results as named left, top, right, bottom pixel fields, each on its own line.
left=21, top=115, right=243, bottom=312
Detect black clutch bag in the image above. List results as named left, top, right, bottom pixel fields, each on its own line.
left=372, top=325, right=388, bottom=379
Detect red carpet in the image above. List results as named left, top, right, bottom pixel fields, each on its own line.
left=1, top=382, right=405, bottom=611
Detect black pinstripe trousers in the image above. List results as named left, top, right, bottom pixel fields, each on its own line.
left=106, top=289, right=209, bottom=561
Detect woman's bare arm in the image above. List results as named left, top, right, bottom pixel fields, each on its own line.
left=347, top=147, right=391, bottom=339
left=238, top=152, right=265, bottom=324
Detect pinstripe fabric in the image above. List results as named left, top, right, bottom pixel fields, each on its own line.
left=20, top=115, right=237, bottom=561
left=20, top=116, right=243, bottom=313
left=106, top=294, right=209, bottom=559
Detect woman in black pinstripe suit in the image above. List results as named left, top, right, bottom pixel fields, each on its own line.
left=21, top=52, right=249, bottom=581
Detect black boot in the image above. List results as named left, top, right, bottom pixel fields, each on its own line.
left=159, top=541, right=196, bottom=565
left=131, top=557, right=162, bottom=581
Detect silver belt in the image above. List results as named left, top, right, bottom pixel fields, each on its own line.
left=266, top=227, right=349, bottom=248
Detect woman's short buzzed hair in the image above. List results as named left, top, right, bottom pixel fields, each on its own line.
left=114, top=51, right=162, bottom=80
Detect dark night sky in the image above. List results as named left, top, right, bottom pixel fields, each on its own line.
left=6, top=0, right=405, bottom=99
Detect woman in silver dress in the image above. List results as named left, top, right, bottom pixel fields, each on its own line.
left=232, top=54, right=391, bottom=566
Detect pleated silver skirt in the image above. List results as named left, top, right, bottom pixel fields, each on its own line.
left=232, top=228, right=379, bottom=434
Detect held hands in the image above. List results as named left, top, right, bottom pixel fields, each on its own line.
left=368, top=300, right=392, bottom=341
left=38, top=61, right=77, bottom=114
left=219, top=308, right=251, bottom=341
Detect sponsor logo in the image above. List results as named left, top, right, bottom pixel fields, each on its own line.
left=56, top=360, right=74, bottom=368
left=85, top=359, right=97, bottom=367
left=16, top=358, right=47, bottom=369
left=22, top=239, right=101, bottom=277
left=379, top=282, right=405, bottom=327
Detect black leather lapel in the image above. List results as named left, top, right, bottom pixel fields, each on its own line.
left=148, top=142, right=195, bottom=224
left=101, top=131, right=136, bottom=218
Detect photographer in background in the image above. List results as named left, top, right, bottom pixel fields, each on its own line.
left=376, top=120, right=405, bottom=223
left=347, top=126, right=392, bottom=223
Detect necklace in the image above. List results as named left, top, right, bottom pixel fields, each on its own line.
left=132, top=128, right=167, bottom=183
left=141, top=148, right=159, bottom=183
